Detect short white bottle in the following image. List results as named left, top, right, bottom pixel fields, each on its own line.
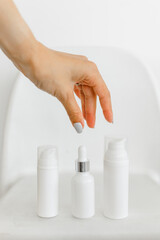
left=37, top=145, right=58, bottom=218
left=71, top=145, right=95, bottom=219
left=104, top=138, right=129, bottom=219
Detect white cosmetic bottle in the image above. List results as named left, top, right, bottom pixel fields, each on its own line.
left=71, top=145, right=95, bottom=219
left=37, top=145, right=58, bottom=218
left=104, top=138, right=129, bottom=219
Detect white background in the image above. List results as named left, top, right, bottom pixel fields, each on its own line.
left=1, top=0, right=160, bottom=189
left=0, top=2, right=160, bottom=237
left=14, top=0, right=160, bottom=60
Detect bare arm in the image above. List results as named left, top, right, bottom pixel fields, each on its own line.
left=0, top=0, right=113, bottom=133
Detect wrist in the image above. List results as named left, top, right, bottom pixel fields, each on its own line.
left=0, top=29, right=38, bottom=74
left=9, top=35, right=37, bottom=68
left=13, top=40, right=48, bottom=88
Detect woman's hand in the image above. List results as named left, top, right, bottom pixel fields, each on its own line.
left=0, top=0, right=113, bottom=133
left=18, top=42, right=113, bottom=132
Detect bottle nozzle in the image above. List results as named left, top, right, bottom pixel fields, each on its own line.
left=108, top=138, right=126, bottom=150
left=76, top=145, right=89, bottom=172
left=78, top=145, right=87, bottom=162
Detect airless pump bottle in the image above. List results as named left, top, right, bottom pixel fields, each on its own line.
left=71, top=145, right=95, bottom=219
left=104, top=138, right=129, bottom=219
left=37, top=145, right=58, bottom=218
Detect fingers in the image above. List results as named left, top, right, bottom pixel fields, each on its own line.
left=74, top=84, right=81, bottom=99
left=72, top=60, right=113, bottom=123
left=87, top=62, right=113, bottom=123
left=59, top=88, right=84, bottom=133
left=82, top=85, right=96, bottom=128
left=74, top=84, right=97, bottom=128
left=94, top=79, right=113, bottom=123
left=74, top=84, right=86, bottom=119
left=94, top=80, right=113, bottom=123
left=79, top=86, right=86, bottom=119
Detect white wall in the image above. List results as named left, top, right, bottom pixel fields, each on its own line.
left=14, top=0, right=160, bottom=60
left=1, top=0, right=160, bottom=191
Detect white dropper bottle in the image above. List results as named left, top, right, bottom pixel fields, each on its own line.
left=104, top=138, right=129, bottom=219
left=71, top=145, right=95, bottom=219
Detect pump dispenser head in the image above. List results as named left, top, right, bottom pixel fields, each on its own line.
left=108, top=138, right=126, bottom=150
left=76, top=145, right=90, bottom=172
left=38, top=146, right=58, bottom=169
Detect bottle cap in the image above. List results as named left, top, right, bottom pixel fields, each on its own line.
left=104, top=138, right=128, bottom=163
left=37, top=145, right=58, bottom=169
left=108, top=138, right=126, bottom=150
left=78, top=145, right=87, bottom=162
left=76, top=145, right=90, bottom=172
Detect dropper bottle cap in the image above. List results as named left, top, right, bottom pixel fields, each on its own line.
left=75, top=145, right=90, bottom=172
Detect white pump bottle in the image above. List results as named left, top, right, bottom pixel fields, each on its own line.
left=71, top=145, right=95, bottom=219
left=37, top=145, right=59, bottom=218
left=104, top=138, right=129, bottom=219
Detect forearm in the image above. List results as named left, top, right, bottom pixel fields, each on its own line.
left=0, top=0, right=36, bottom=70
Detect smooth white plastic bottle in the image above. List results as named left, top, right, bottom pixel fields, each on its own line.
left=37, top=145, right=58, bottom=218
left=71, top=145, right=95, bottom=219
left=104, top=138, right=129, bottom=219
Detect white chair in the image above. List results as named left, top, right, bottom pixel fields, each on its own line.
left=0, top=46, right=160, bottom=239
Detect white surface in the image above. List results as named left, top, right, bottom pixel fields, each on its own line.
left=0, top=173, right=160, bottom=240
left=0, top=46, right=160, bottom=239
left=104, top=138, right=128, bottom=219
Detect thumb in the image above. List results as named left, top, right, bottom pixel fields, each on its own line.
left=60, top=89, right=84, bottom=133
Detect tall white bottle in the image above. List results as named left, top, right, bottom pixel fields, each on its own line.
left=71, top=145, right=95, bottom=219
left=37, top=145, right=58, bottom=218
left=104, top=138, right=129, bottom=219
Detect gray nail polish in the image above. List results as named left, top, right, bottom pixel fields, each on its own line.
left=74, top=123, right=83, bottom=134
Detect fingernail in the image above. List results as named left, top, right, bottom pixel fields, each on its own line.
left=74, top=122, right=83, bottom=134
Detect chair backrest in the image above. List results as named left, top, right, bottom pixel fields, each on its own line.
left=1, top=46, right=160, bottom=192
left=0, top=51, right=18, bottom=194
